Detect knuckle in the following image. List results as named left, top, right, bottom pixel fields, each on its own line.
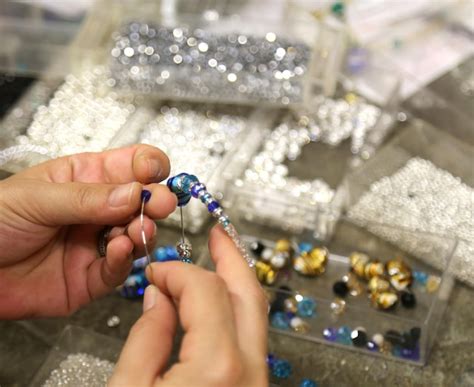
left=75, top=184, right=94, bottom=210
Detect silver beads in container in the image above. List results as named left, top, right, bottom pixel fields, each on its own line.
left=109, top=22, right=311, bottom=105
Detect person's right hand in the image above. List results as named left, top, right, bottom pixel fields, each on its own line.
left=109, top=225, right=269, bottom=387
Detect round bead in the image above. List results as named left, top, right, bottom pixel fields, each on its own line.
left=323, top=327, right=338, bottom=341
left=372, top=333, right=384, bottom=347
left=176, top=241, right=192, bottom=259
left=336, top=326, right=352, bottom=345
left=400, top=291, right=417, bottom=308
left=371, top=291, right=398, bottom=310
left=261, top=247, right=273, bottom=262
left=351, top=328, right=368, bottom=347
left=275, top=239, right=291, bottom=252
left=333, top=281, right=349, bottom=297
left=272, top=359, right=292, bottom=379
left=386, top=259, right=411, bottom=277
left=350, top=252, right=370, bottom=278
left=298, top=242, right=313, bottom=253
left=364, top=261, right=385, bottom=279
left=330, top=298, right=346, bottom=315
left=390, top=272, right=412, bottom=291
left=270, top=312, right=289, bottom=330
left=255, top=261, right=277, bottom=285
left=270, top=252, right=288, bottom=269
left=249, top=241, right=265, bottom=257
left=284, top=297, right=298, bottom=313
left=297, top=297, right=316, bottom=318
left=154, top=247, right=168, bottom=262
left=368, top=276, right=391, bottom=293
left=165, top=245, right=179, bottom=260
left=366, top=341, right=378, bottom=351
left=140, top=189, right=152, bottom=203
left=300, top=378, right=318, bottom=387
left=413, top=271, right=428, bottom=286
left=290, top=316, right=309, bottom=333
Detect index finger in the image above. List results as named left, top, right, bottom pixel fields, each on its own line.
left=208, top=225, right=268, bottom=356
left=15, top=144, right=170, bottom=184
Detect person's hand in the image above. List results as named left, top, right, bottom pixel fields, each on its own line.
left=110, top=225, right=269, bottom=387
left=0, top=145, right=177, bottom=319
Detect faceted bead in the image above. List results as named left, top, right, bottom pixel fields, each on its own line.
left=182, top=258, right=192, bottom=264
left=413, top=271, right=428, bottom=286
left=371, top=291, right=398, bottom=310
left=401, top=345, right=420, bottom=360
left=350, top=252, right=370, bottom=278
left=323, top=327, right=338, bottom=341
left=330, top=298, right=346, bottom=315
left=366, top=341, right=378, bottom=351
left=207, top=200, right=220, bottom=213
left=297, top=297, right=316, bottom=318
left=218, top=215, right=230, bottom=227
left=272, top=359, right=292, bottom=379
left=266, top=354, right=276, bottom=369
left=270, top=312, right=289, bottom=330
left=372, top=333, right=385, bottom=347
left=261, top=247, right=273, bottom=262
left=140, top=189, right=152, bottom=203
left=290, top=316, right=309, bottom=333
left=333, top=281, right=349, bottom=297
left=400, top=291, right=417, bottom=308
left=199, top=192, right=212, bottom=203
left=298, top=242, right=313, bottom=253
left=190, top=182, right=206, bottom=198
left=181, top=174, right=199, bottom=194
left=270, top=252, right=288, bottom=269
left=386, top=259, right=411, bottom=277
left=249, top=240, right=265, bottom=257
left=426, top=275, right=441, bottom=293
left=300, top=379, right=318, bottom=387
left=284, top=297, right=298, bottom=313
left=364, top=261, right=385, bottom=279
left=176, top=241, right=192, bottom=259
left=390, top=272, right=412, bottom=291
left=351, top=328, right=368, bottom=347
left=336, top=326, right=352, bottom=345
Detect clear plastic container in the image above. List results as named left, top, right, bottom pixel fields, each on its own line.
left=203, top=218, right=455, bottom=366
left=30, top=325, right=122, bottom=386
left=344, top=119, right=474, bottom=287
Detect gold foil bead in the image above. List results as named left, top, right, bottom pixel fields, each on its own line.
left=426, top=275, right=441, bottom=293
left=255, top=261, right=277, bottom=285
left=293, top=249, right=327, bottom=276
left=275, top=238, right=292, bottom=253
left=330, top=298, right=346, bottom=315
left=284, top=297, right=298, bottom=313
left=386, top=259, right=411, bottom=277
left=371, top=291, right=398, bottom=310
left=364, top=261, right=385, bottom=279
left=368, top=276, right=391, bottom=294
left=290, top=316, right=310, bottom=333
left=350, top=252, right=370, bottom=278
left=379, top=341, right=393, bottom=354
left=389, top=272, right=412, bottom=291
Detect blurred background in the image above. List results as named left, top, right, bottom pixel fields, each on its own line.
left=0, top=1, right=473, bottom=386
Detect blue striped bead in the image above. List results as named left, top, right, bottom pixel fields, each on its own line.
left=182, top=174, right=199, bottom=194
left=207, top=201, right=220, bottom=212
left=191, top=183, right=206, bottom=198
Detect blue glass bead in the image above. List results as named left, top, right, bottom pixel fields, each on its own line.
left=270, top=312, right=290, bottom=330
left=165, top=245, right=179, bottom=260
left=272, top=359, right=292, bottom=379
left=207, top=201, right=220, bottom=213
left=336, top=326, right=353, bottom=345
left=167, top=173, right=192, bottom=206
left=323, top=327, right=338, bottom=342
left=297, top=297, right=316, bottom=318
left=132, top=257, right=147, bottom=273
left=200, top=192, right=212, bottom=203
left=413, top=271, right=428, bottom=286
left=120, top=273, right=148, bottom=299
left=155, top=247, right=168, bottom=262
left=182, top=258, right=193, bottom=264
left=191, top=182, right=206, bottom=198
left=300, top=378, right=318, bottom=387
left=141, top=189, right=152, bottom=203
left=392, top=345, right=402, bottom=357
left=285, top=311, right=296, bottom=320
left=366, top=341, right=379, bottom=352
left=266, top=354, right=276, bottom=369
left=298, top=242, right=313, bottom=253
left=182, top=174, right=199, bottom=194
left=400, top=345, right=420, bottom=361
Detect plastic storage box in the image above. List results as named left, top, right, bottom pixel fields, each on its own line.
left=232, top=218, right=456, bottom=366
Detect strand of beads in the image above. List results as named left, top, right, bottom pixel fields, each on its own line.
left=167, top=172, right=255, bottom=267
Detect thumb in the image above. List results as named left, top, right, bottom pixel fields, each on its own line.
left=6, top=179, right=143, bottom=225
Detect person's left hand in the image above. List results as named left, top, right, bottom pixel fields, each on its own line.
left=0, top=145, right=177, bottom=319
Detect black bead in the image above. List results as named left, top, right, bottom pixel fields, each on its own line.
left=250, top=241, right=265, bottom=257
left=384, top=329, right=404, bottom=346
left=333, top=281, right=349, bottom=297
left=401, top=291, right=417, bottom=308
left=410, top=327, right=421, bottom=342
left=269, top=286, right=293, bottom=315
left=351, top=329, right=368, bottom=347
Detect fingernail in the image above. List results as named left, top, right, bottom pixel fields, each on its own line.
left=108, top=183, right=135, bottom=208
left=148, top=159, right=162, bottom=177
left=143, top=284, right=158, bottom=312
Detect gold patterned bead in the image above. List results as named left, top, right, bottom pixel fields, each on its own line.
left=255, top=261, right=277, bottom=285
left=386, top=259, right=411, bottom=277
left=350, top=252, right=370, bottom=278
left=330, top=298, right=346, bottom=315
left=367, top=276, right=391, bottom=294
left=389, top=272, right=412, bottom=291
left=379, top=341, right=393, bottom=354
left=371, top=291, right=398, bottom=310
left=290, top=317, right=310, bottom=333
left=275, top=238, right=291, bottom=253
left=293, top=247, right=328, bottom=276
left=364, top=261, right=385, bottom=279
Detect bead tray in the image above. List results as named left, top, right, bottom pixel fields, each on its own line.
left=213, top=216, right=456, bottom=365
